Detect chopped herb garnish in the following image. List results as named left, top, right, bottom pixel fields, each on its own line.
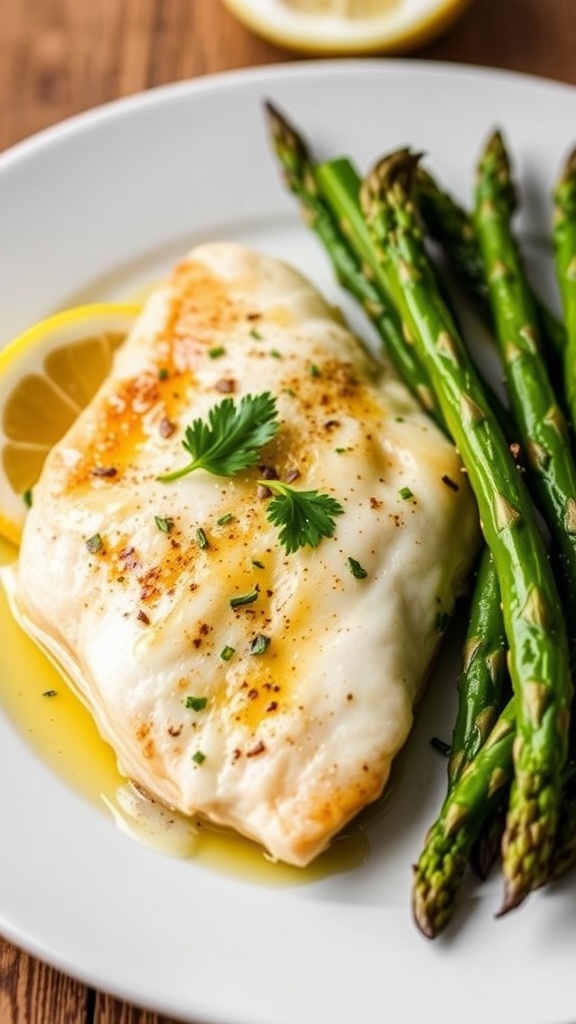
left=217, top=513, right=235, bottom=526
left=269, top=349, right=283, bottom=359
left=399, top=486, right=414, bottom=500
left=249, top=634, right=270, bottom=655
left=347, top=557, right=368, bottom=580
left=282, top=388, right=296, bottom=398
left=192, top=750, right=206, bottom=765
left=263, top=480, right=344, bottom=555
left=154, top=515, right=173, bottom=534
left=22, top=488, right=33, bottom=509
left=215, top=512, right=233, bottom=528
left=220, top=645, right=236, bottom=661
left=208, top=346, right=226, bottom=359
left=251, top=559, right=265, bottom=569
left=158, top=392, right=279, bottom=482
left=42, top=689, right=58, bottom=698
left=335, top=448, right=347, bottom=454
left=250, top=328, right=263, bottom=341
left=86, top=533, right=103, bottom=554
left=230, top=588, right=259, bottom=609
left=309, top=363, right=321, bottom=378
left=185, top=695, right=208, bottom=711
left=157, top=367, right=169, bottom=381
left=196, top=527, right=210, bottom=549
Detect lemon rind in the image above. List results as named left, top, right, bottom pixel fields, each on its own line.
left=222, top=0, right=471, bottom=53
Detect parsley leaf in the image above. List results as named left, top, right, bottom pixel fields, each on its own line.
left=159, top=392, right=279, bottom=481
left=263, top=480, right=344, bottom=555
left=347, top=556, right=368, bottom=579
left=185, top=695, right=208, bottom=711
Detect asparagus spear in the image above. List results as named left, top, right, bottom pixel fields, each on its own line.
left=415, top=165, right=492, bottom=323
left=412, top=700, right=516, bottom=938
left=360, top=149, right=572, bottom=914
left=449, top=549, right=511, bottom=884
left=416, top=165, right=567, bottom=361
left=449, top=549, right=509, bottom=787
left=553, top=149, right=576, bottom=426
left=474, top=129, right=576, bottom=654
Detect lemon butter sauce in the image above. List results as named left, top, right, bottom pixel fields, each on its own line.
left=0, top=536, right=368, bottom=884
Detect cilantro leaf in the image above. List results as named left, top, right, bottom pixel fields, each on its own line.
left=263, top=480, right=344, bottom=554
left=159, top=392, right=279, bottom=481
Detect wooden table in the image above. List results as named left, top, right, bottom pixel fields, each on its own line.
left=0, top=0, right=574, bottom=1020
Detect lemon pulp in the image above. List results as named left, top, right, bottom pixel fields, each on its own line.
left=0, top=304, right=139, bottom=544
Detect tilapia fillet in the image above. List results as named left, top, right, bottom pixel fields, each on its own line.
left=14, top=243, right=478, bottom=866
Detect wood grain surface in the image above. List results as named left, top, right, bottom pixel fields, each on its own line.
left=1, top=0, right=575, bottom=1020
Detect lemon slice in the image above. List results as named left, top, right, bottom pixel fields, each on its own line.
left=222, top=0, right=470, bottom=53
left=0, top=303, right=140, bottom=546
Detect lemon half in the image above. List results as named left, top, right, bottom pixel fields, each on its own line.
left=0, top=303, right=140, bottom=546
left=221, top=0, right=471, bottom=54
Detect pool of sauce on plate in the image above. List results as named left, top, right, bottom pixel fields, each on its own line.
left=0, top=537, right=371, bottom=885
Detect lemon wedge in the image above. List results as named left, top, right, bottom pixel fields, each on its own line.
left=221, top=0, right=471, bottom=53
left=0, top=303, right=140, bottom=546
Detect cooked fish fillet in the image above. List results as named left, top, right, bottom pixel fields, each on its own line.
left=13, top=243, right=479, bottom=866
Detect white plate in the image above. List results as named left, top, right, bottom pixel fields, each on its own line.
left=1, top=60, right=576, bottom=1024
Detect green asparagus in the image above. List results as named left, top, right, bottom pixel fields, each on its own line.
left=553, top=148, right=576, bottom=427
left=448, top=549, right=509, bottom=787
left=360, top=149, right=572, bottom=914
left=474, top=129, right=576, bottom=653
left=416, top=164, right=567, bottom=361
left=412, top=700, right=516, bottom=938
left=448, top=549, right=510, bottom=885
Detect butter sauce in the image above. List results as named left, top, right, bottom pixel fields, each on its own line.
left=0, top=536, right=369, bottom=884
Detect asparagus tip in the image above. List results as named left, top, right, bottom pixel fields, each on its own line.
left=495, top=881, right=531, bottom=918
left=360, top=148, right=423, bottom=216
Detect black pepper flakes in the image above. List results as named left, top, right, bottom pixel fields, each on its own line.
left=159, top=416, right=176, bottom=439
left=284, top=468, right=300, bottom=484
left=247, top=740, right=266, bottom=757
left=441, top=474, right=460, bottom=492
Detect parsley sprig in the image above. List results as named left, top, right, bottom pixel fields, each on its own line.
left=158, top=392, right=279, bottom=482
left=263, top=480, right=344, bottom=555
left=160, top=392, right=344, bottom=553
